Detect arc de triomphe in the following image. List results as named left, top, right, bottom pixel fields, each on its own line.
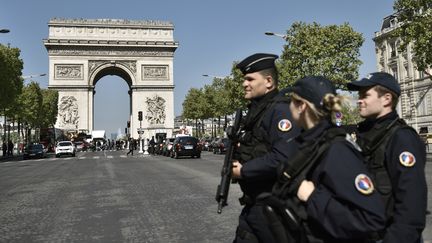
left=44, top=18, right=178, bottom=139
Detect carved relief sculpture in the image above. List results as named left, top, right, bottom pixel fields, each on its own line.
left=145, top=95, right=166, bottom=125
left=142, top=65, right=169, bottom=80
left=58, top=96, right=80, bottom=129
left=54, top=64, right=83, bottom=79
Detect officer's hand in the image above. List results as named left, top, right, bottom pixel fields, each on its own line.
left=232, top=161, right=242, bottom=179
left=297, top=180, right=315, bottom=202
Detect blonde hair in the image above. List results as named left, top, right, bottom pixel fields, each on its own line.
left=291, top=93, right=347, bottom=124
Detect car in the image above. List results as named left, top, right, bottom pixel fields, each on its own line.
left=171, top=136, right=201, bottom=159
left=55, top=141, right=76, bottom=157
left=74, top=141, right=88, bottom=152
left=23, top=144, right=46, bottom=160
left=213, top=138, right=229, bottom=154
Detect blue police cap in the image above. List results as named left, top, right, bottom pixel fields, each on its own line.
left=289, top=76, right=336, bottom=109
left=347, top=72, right=401, bottom=96
left=236, top=53, right=278, bottom=74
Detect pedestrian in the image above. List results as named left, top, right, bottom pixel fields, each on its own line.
left=126, top=138, right=134, bottom=156
left=230, top=53, right=300, bottom=243
left=262, top=76, right=386, bottom=242
left=7, top=140, right=13, bottom=156
left=2, top=141, right=6, bottom=157
left=149, top=136, right=155, bottom=154
left=347, top=72, right=427, bottom=243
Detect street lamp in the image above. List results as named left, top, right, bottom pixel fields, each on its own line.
left=0, top=29, right=10, bottom=33
left=265, top=31, right=287, bottom=39
left=202, top=74, right=227, bottom=79
left=21, top=73, right=46, bottom=79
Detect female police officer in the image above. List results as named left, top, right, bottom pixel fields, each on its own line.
left=268, top=76, right=386, bottom=242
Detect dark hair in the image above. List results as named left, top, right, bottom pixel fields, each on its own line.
left=373, top=85, right=399, bottom=109
left=259, top=67, right=279, bottom=86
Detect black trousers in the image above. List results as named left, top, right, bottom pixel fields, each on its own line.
left=233, top=204, right=277, bottom=243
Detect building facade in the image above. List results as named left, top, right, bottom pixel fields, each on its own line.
left=374, top=14, right=432, bottom=135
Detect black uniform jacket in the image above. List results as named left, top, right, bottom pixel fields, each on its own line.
left=299, top=120, right=386, bottom=241
left=239, top=90, right=300, bottom=199
left=358, top=111, right=427, bottom=243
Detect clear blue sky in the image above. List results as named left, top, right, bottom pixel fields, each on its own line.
left=1, top=0, right=395, bottom=136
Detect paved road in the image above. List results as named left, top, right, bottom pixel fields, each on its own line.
left=0, top=151, right=431, bottom=242
left=0, top=151, right=243, bottom=242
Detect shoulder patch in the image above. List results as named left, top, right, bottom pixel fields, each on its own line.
left=399, top=151, right=416, bottom=167
left=278, top=119, right=292, bottom=132
left=354, top=174, right=374, bottom=195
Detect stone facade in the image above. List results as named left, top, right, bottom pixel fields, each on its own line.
left=44, top=18, right=178, bottom=139
left=373, top=14, right=432, bottom=134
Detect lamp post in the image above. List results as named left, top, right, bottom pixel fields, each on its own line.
left=22, top=73, right=46, bottom=79
left=264, top=31, right=287, bottom=40
left=202, top=74, right=227, bottom=79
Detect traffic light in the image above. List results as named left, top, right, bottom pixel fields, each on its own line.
left=125, top=127, right=128, bottom=134
left=138, top=111, right=143, bottom=121
left=127, top=121, right=130, bottom=128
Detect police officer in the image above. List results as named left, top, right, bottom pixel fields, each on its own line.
left=347, top=72, right=427, bottom=243
left=231, top=53, right=300, bottom=243
left=269, top=76, right=386, bottom=242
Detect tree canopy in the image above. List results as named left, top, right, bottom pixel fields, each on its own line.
left=278, top=22, right=364, bottom=89
left=394, top=0, right=432, bottom=74
left=0, top=44, right=23, bottom=110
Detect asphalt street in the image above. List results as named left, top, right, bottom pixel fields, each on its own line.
left=0, top=150, right=431, bottom=242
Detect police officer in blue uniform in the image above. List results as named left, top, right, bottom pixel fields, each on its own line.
left=231, top=53, right=300, bottom=243
left=347, top=72, right=427, bottom=243
left=265, top=76, right=386, bottom=242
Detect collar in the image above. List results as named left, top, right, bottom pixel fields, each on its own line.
left=250, top=89, right=279, bottom=106
left=296, top=120, right=333, bottom=147
left=358, top=111, right=399, bottom=133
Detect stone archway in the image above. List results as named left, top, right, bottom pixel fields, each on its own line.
left=44, top=18, right=178, bottom=139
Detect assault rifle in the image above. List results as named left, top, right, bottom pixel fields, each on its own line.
left=215, top=109, right=242, bottom=214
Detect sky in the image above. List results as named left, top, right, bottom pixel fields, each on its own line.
left=1, top=0, right=396, bottom=136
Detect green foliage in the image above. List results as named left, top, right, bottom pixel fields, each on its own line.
left=394, top=0, right=432, bottom=73
left=19, top=82, right=43, bottom=128
left=41, top=89, right=59, bottom=128
left=278, top=22, right=364, bottom=89
left=182, top=88, right=207, bottom=120
left=226, top=63, right=247, bottom=110
left=0, top=44, right=24, bottom=110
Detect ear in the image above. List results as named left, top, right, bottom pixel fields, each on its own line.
left=382, top=93, right=393, bottom=107
left=265, top=75, right=274, bottom=89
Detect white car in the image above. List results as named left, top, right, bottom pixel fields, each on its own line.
left=55, top=141, right=76, bottom=157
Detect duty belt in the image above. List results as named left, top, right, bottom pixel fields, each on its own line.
left=239, top=194, right=255, bottom=206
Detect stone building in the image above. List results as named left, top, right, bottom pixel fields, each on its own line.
left=373, top=14, right=432, bottom=135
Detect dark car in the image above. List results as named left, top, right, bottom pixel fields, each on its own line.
left=171, top=136, right=201, bottom=159
left=213, top=138, right=229, bottom=154
left=23, top=144, right=46, bottom=159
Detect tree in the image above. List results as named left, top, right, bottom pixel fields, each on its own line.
left=182, top=88, right=207, bottom=122
left=225, top=63, right=247, bottom=111
left=19, top=82, right=43, bottom=142
left=278, top=22, right=364, bottom=89
left=40, top=89, right=59, bottom=129
left=0, top=44, right=23, bottom=111
left=394, top=0, right=432, bottom=75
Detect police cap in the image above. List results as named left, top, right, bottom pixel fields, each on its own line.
left=289, top=76, right=336, bottom=109
left=236, top=53, right=278, bottom=74
left=347, top=72, right=401, bottom=96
